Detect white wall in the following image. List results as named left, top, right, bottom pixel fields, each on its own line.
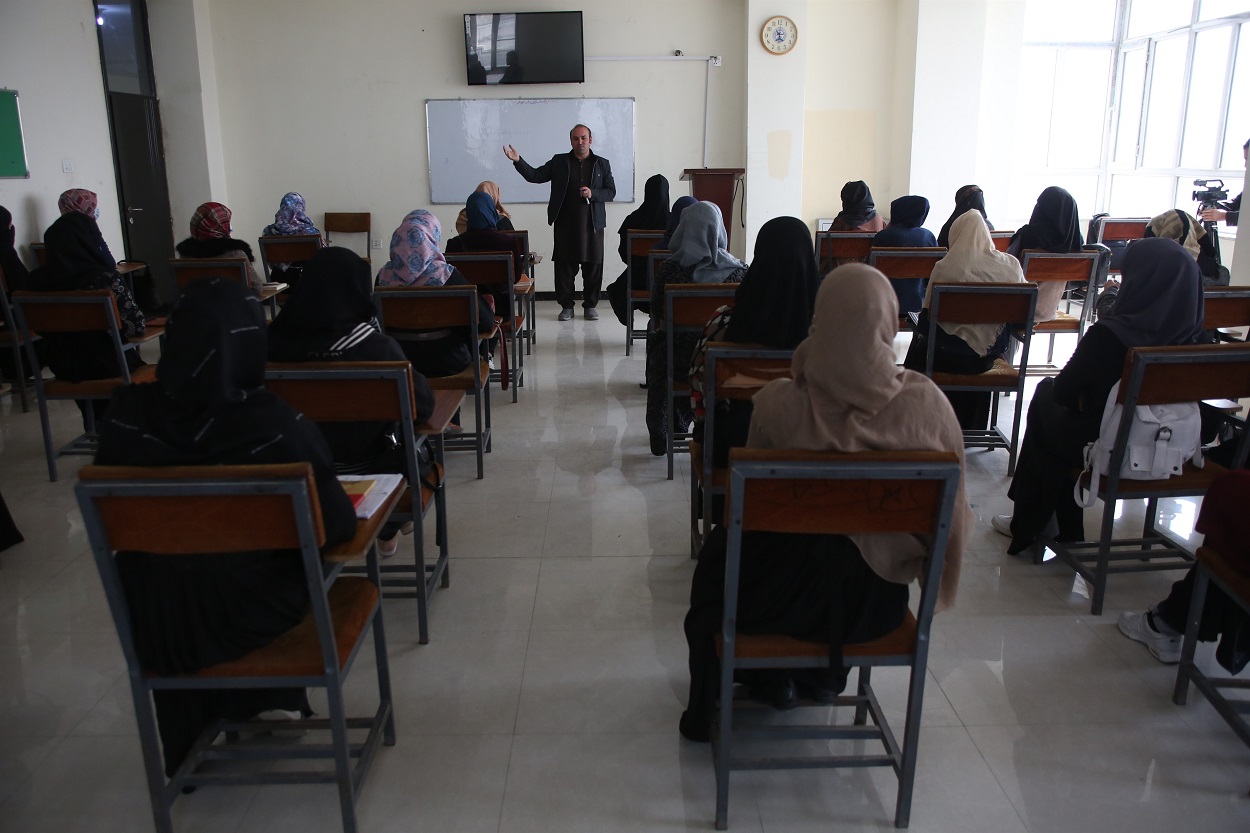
left=188, top=0, right=748, bottom=285
left=0, top=0, right=125, bottom=264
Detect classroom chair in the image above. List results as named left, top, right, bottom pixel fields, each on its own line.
left=324, top=212, right=372, bottom=261
left=664, top=284, right=739, bottom=480
left=1019, top=248, right=1102, bottom=374
left=499, top=228, right=537, bottom=353
left=1203, top=286, right=1250, bottom=343
left=445, top=251, right=525, bottom=402
left=264, top=361, right=450, bottom=644
left=688, top=343, right=792, bottom=558
left=75, top=462, right=398, bottom=833
left=1045, top=343, right=1250, bottom=615
left=919, top=282, right=1037, bottom=476
left=711, top=448, right=961, bottom=831
left=12, top=290, right=163, bottom=481
left=373, top=286, right=492, bottom=479
left=814, top=230, right=875, bottom=273
left=0, top=263, right=38, bottom=412
left=257, top=233, right=322, bottom=281
left=169, top=257, right=285, bottom=317
left=866, top=247, right=947, bottom=331
left=990, top=230, right=1016, bottom=252
left=622, top=230, right=665, bottom=355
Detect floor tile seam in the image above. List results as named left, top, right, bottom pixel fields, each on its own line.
left=959, top=723, right=1034, bottom=832
left=0, top=731, right=75, bottom=817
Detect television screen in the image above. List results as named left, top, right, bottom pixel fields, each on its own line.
left=464, top=12, right=585, bottom=86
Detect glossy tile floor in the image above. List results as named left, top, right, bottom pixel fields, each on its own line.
left=1, top=303, right=1248, bottom=833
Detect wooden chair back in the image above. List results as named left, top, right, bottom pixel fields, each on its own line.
left=1203, top=288, right=1250, bottom=332
left=868, top=247, right=946, bottom=280
left=627, top=230, right=664, bottom=258
left=374, top=285, right=480, bottom=333
left=265, top=361, right=417, bottom=423
left=1091, top=217, right=1149, bottom=244
left=991, top=231, right=1015, bottom=251
left=77, top=462, right=325, bottom=552
left=30, top=242, right=47, bottom=267
left=928, top=281, right=1038, bottom=326
left=815, top=231, right=875, bottom=266
left=667, top=283, right=737, bottom=330
left=647, top=249, right=670, bottom=293
left=170, top=257, right=251, bottom=290
left=257, top=234, right=322, bottom=278
left=12, top=289, right=121, bottom=333
left=324, top=211, right=371, bottom=243
left=1120, top=343, right=1250, bottom=408
left=1020, top=249, right=1100, bottom=284
left=445, top=251, right=512, bottom=287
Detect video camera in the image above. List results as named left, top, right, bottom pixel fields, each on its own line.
left=1193, top=179, right=1229, bottom=210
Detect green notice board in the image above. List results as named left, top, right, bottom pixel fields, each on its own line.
left=0, top=89, right=30, bottom=179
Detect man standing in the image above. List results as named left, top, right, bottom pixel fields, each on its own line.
left=504, top=124, right=616, bottom=320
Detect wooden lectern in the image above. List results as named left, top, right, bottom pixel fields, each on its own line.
left=680, top=168, right=745, bottom=246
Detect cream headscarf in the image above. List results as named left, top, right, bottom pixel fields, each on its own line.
left=748, top=263, right=971, bottom=609
left=1146, top=209, right=1206, bottom=262
left=924, top=209, right=1026, bottom=355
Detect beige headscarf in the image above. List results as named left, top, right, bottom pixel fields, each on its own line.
left=455, top=181, right=512, bottom=234
left=748, top=263, right=971, bottom=610
left=1147, top=209, right=1206, bottom=262
left=924, top=209, right=1026, bottom=355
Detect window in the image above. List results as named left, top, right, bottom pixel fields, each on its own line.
left=1017, top=0, right=1249, bottom=226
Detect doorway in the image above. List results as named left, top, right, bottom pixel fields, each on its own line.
left=94, top=0, right=175, bottom=312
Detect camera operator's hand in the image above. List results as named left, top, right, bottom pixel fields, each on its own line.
left=1200, top=207, right=1229, bottom=223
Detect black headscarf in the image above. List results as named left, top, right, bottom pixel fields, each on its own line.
left=937, top=185, right=991, bottom=248
left=659, top=196, right=697, bottom=250
left=1011, top=186, right=1083, bottom=253
left=832, top=181, right=878, bottom=228
left=1100, top=237, right=1205, bottom=349
left=617, top=174, right=671, bottom=262
left=725, top=216, right=820, bottom=349
left=0, top=204, right=30, bottom=295
left=268, top=247, right=376, bottom=354
left=887, top=195, right=930, bottom=229
left=38, top=212, right=117, bottom=290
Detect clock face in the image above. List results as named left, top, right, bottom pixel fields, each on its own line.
left=761, top=16, right=798, bottom=55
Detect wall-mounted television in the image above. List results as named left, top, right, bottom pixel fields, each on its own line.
left=464, top=11, right=584, bottom=86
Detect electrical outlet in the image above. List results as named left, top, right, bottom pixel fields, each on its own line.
left=372, top=237, right=383, bottom=249
left=62, top=159, right=74, bottom=173
left=710, top=56, right=722, bottom=67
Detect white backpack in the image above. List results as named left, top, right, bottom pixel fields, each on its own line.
left=1074, top=381, right=1203, bottom=508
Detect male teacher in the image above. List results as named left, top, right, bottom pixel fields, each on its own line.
left=504, top=124, right=616, bottom=321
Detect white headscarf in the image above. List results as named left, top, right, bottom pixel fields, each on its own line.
left=668, top=201, right=746, bottom=283
left=749, top=263, right=972, bottom=610
left=925, top=210, right=1026, bottom=355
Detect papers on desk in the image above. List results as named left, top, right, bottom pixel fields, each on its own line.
left=338, top=474, right=404, bottom=519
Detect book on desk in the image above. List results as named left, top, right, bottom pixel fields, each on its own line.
left=338, top=473, right=404, bottom=519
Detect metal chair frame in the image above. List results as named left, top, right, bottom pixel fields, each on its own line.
left=257, top=234, right=323, bottom=281
left=374, top=286, right=491, bottom=479
left=1020, top=249, right=1103, bottom=374
left=1044, top=343, right=1250, bottom=615
left=622, top=231, right=665, bottom=355
left=75, top=462, right=397, bottom=833
left=499, top=228, right=537, bottom=353
left=264, top=361, right=449, bottom=644
left=445, top=251, right=525, bottom=403
left=1203, top=287, right=1250, bottom=343
left=0, top=263, right=37, bottom=412
left=712, top=449, right=961, bottom=831
left=923, top=282, right=1038, bottom=476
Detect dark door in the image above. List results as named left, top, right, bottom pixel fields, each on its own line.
left=107, top=91, right=175, bottom=308
left=95, top=0, right=175, bottom=311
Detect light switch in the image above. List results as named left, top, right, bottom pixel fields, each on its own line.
left=61, top=159, right=74, bottom=173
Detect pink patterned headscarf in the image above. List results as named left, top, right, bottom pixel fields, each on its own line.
left=190, top=202, right=232, bottom=240
left=58, top=189, right=98, bottom=218
left=375, top=210, right=454, bottom=288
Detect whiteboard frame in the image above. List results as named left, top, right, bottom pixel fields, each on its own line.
left=425, top=97, right=636, bottom=205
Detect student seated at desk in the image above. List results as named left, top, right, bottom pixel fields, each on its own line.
left=829, top=180, right=887, bottom=232
left=1007, top=186, right=1083, bottom=322
left=376, top=209, right=495, bottom=379
left=94, top=277, right=356, bottom=778
left=937, top=184, right=994, bottom=248
left=679, top=263, right=970, bottom=742
left=687, top=216, right=819, bottom=466
left=445, top=191, right=528, bottom=292
left=269, top=247, right=434, bottom=556
left=27, top=211, right=147, bottom=430
left=646, top=201, right=747, bottom=457
left=872, top=195, right=937, bottom=316
left=454, top=180, right=514, bottom=235
left=175, top=201, right=264, bottom=292
left=604, top=173, right=670, bottom=324
left=262, top=191, right=324, bottom=282
left=903, top=210, right=1025, bottom=430
left=990, top=238, right=1206, bottom=555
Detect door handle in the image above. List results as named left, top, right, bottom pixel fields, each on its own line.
left=126, top=207, right=144, bottom=225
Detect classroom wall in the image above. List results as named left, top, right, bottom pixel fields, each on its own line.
left=0, top=0, right=125, bottom=265
left=187, top=0, right=750, bottom=280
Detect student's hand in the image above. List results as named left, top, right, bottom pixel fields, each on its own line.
left=503, top=145, right=520, bottom=162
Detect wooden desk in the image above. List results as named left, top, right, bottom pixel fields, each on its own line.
left=324, top=476, right=405, bottom=563
left=259, top=282, right=288, bottom=317
left=115, top=260, right=147, bottom=297
left=127, top=323, right=165, bottom=345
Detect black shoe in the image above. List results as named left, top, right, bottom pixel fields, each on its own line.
left=678, top=710, right=711, bottom=743
left=750, top=677, right=799, bottom=711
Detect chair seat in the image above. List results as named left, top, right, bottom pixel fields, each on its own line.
left=1033, top=312, right=1080, bottom=333
left=930, top=358, right=1017, bottom=388
left=426, top=360, right=489, bottom=392
left=716, top=611, right=918, bottom=660
left=1088, top=460, right=1228, bottom=498
left=44, top=363, right=158, bottom=398
left=630, top=290, right=650, bottom=300
left=188, top=577, right=379, bottom=678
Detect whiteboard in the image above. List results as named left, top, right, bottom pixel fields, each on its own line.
left=426, top=98, right=635, bottom=205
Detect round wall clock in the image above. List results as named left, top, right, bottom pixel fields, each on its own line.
left=761, top=15, right=798, bottom=55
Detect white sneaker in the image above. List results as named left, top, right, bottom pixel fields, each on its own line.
left=1117, top=611, right=1183, bottom=663
left=990, top=514, right=1014, bottom=538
